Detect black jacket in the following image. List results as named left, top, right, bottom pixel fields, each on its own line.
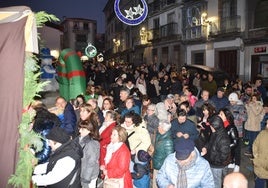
left=205, top=115, right=231, bottom=168
left=47, top=140, right=83, bottom=188
left=226, top=124, right=239, bottom=149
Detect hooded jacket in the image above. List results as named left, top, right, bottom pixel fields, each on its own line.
left=205, top=115, right=231, bottom=168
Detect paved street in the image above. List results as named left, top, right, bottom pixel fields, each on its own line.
left=240, top=143, right=255, bottom=187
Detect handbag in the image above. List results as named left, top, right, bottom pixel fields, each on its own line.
left=103, top=177, right=124, bottom=188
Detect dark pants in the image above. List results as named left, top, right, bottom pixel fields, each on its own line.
left=247, top=130, right=259, bottom=153
left=233, top=139, right=241, bottom=166
left=255, top=177, right=268, bottom=188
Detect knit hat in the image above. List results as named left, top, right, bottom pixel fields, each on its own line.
left=228, top=92, right=239, bottom=102
left=137, top=150, right=151, bottom=162
left=46, top=127, right=70, bottom=144
left=175, top=138, right=194, bottom=160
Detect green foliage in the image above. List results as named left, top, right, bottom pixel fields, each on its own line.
left=8, top=11, right=59, bottom=188
left=35, top=11, right=60, bottom=28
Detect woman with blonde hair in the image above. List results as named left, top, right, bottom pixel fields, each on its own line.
left=101, top=126, right=133, bottom=188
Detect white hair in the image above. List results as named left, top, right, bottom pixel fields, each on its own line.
left=159, top=120, right=171, bottom=132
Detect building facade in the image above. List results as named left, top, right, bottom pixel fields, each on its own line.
left=61, top=18, right=97, bottom=53
left=104, top=0, right=268, bottom=83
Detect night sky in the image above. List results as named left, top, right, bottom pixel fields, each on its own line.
left=0, top=0, right=108, bottom=33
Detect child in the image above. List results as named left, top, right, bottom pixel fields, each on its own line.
left=131, top=150, right=151, bottom=188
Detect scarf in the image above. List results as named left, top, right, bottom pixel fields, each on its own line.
left=105, top=142, right=123, bottom=165
left=176, top=151, right=197, bottom=188
left=99, top=121, right=115, bottom=134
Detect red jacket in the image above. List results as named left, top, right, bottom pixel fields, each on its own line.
left=99, top=122, right=117, bottom=166
left=106, top=144, right=133, bottom=188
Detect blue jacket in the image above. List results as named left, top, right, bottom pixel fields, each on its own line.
left=211, top=95, right=229, bottom=112
left=157, top=149, right=214, bottom=188
left=62, top=102, right=77, bottom=135
left=121, top=105, right=141, bottom=117
left=170, top=119, right=198, bottom=142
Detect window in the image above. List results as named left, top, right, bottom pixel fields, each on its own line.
left=73, top=22, right=79, bottom=30
left=221, top=0, right=237, bottom=18
left=194, top=52, right=204, bottom=65
left=83, top=23, right=89, bottom=30
left=153, top=18, right=160, bottom=28
left=167, top=12, right=175, bottom=23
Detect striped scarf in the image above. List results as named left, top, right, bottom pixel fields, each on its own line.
left=176, top=152, right=197, bottom=188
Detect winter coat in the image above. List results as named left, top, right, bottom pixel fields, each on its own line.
left=144, top=114, right=159, bottom=144
left=47, top=140, right=83, bottom=188
left=157, top=149, right=214, bottom=188
left=62, top=102, right=77, bottom=135
left=253, top=129, right=268, bottom=179
left=225, top=123, right=239, bottom=149
left=106, top=144, right=133, bottom=188
left=170, top=118, right=199, bottom=142
left=159, top=78, right=171, bottom=95
left=152, top=130, right=174, bottom=170
left=245, top=101, right=264, bottom=132
left=123, top=121, right=151, bottom=152
left=227, top=103, right=247, bottom=137
left=211, top=95, right=229, bottom=112
left=99, top=121, right=117, bottom=166
left=121, top=105, right=141, bottom=117
left=75, top=135, right=100, bottom=186
left=201, top=80, right=217, bottom=96
left=205, top=116, right=231, bottom=168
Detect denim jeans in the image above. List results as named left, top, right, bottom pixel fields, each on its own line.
left=247, top=130, right=259, bottom=153
left=211, top=167, right=224, bottom=188
left=255, top=177, right=268, bottom=188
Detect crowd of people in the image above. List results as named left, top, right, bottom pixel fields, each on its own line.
left=30, top=62, right=268, bottom=188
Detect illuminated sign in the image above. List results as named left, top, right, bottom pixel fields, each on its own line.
left=254, top=46, right=266, bottom=53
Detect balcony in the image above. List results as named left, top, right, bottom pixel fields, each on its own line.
left=149, top=0, right=176, bottom=15
left=219, top=15, right=241, bottom=34
left=248, top=27, right=268, bottom=39
left=246, top=27, right=268, bottom=44
left=148, top=23, right=181, bottom=41
left=183, top=25, right=208, bottom=40
left=161, top=22, right=178, bottom=37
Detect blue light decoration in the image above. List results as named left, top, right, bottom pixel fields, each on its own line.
left=85, top=43, right=97, bottom=58
left=114, top=0, right=148, bottom=26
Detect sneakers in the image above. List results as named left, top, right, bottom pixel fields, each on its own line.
left=228, top=163, right=235, bottom=168
left=233, top=165, right=240, bottom=172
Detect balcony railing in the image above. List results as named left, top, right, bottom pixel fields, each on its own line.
left=161, top=22, right=178, bottom=37
left=183, top=25, right=208, bottom=40
left=248, top=27, right=268, bottom=39
left=219, top=15, right=241, bottom=33
left=148, top=22, right=179, bottom=41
